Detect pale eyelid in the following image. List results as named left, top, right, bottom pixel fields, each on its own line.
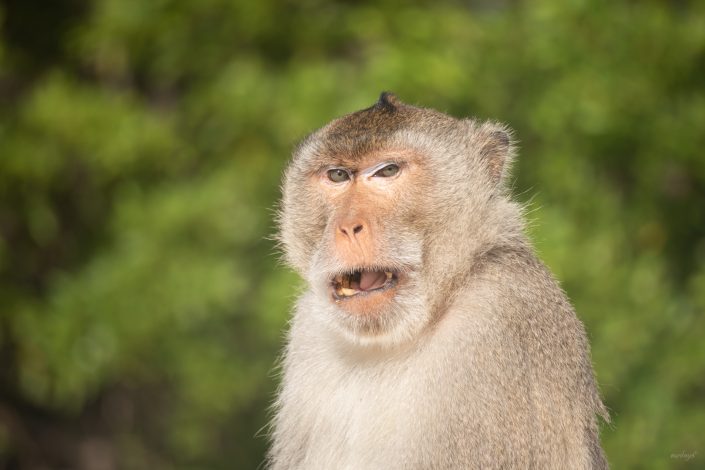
left=361, top=161, right=403, bottom=178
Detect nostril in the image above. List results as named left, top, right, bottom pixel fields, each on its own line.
left=338, top=222, right=365, bottom=238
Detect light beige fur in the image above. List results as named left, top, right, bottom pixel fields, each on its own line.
left=269, top=93, right=608, bottom=469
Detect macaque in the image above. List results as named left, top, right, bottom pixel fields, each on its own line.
left=269, top=93, right=608, bottom=469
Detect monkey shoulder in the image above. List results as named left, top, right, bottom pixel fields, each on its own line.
left=447, top=244, right=596, bottom=390
left=470, top=244, right=586, bottom=334
left=432, top=246, right=606, bottom=467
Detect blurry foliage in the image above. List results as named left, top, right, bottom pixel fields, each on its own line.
left=0, top=0, right=704, bottom=468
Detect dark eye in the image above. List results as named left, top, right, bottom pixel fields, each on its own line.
left=374, top=163, right=400, bottom=178
left=327, top=168, right=350, bottom=183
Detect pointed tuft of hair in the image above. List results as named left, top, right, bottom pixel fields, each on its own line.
left=375, top=91, right=399, bottom=111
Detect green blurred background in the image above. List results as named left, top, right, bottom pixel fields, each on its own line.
left=1, top=0, right=704, bottom=468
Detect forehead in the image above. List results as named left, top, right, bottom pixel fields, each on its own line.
left=319, top=102, right=417, bottom=160
left=294, top=100, right=452, bottom=171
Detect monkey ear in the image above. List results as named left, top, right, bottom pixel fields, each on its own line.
left=476, top=122, right=515, bottom=187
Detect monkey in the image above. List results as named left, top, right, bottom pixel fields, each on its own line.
left=269, top=92, right=609, bottom=469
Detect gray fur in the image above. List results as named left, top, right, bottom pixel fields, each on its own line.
left=270, top=94, right=608, bottom=469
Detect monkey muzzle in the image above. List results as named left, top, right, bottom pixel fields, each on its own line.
left=331, top=269, right=398, bottom=300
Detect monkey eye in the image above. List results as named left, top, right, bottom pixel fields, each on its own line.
left=326, top=168, right=350, bottom=183
left=373, top=163, right=400, bottom=178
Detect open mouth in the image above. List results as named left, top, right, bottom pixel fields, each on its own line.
left=331, top=269, right=398, bottom=300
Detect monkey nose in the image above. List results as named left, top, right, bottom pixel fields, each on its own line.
left=338, top=220, right=365, bottom=239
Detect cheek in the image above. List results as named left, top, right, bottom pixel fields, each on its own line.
left=290, top=195, right=329, bottom=263
left=385, top=182, right=426, bottom=224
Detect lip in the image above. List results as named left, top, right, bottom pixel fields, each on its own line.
left=330, top=269, right=399, bottom=301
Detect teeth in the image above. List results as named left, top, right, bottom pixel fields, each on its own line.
left=333, top=270, right=396, bottom=299
left=339, top=287, right=356, bottom=297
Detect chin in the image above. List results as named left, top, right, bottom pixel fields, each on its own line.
left=319, top=269, right=430, bottom=348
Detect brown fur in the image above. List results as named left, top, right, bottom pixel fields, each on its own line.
left=270, top=93, right=608, bottom=469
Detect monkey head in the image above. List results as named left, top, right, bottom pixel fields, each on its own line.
left=278, top=93, right=517, bottom=347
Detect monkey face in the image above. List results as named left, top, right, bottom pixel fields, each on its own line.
left=318, top=154, right=420, bottom=301
left=299, top=149, right=431, bottom=346
left=278, top=93, right=514, bottom=347
left=277, top=137, right=433, bottom=346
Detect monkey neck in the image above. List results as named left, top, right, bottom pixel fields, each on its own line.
left=425, top=198, right=530, bottom=323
